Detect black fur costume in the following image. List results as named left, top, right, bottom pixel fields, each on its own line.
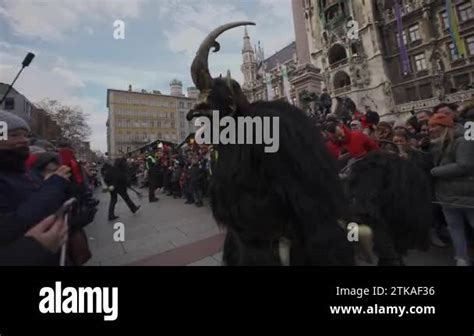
left=343, top=152, right=431, bottom=265
left=187, top=22, right=431, bottom=266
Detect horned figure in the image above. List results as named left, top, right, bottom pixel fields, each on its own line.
left=187, top=22, right=353, bottom=265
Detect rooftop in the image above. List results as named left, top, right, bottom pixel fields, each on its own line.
left=263, top=41, right=297, bottom=71
left=106, top=88, right=196, bottom=108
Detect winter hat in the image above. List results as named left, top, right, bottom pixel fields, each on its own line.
left=428, top=114, right=454, bottom=128
left=393, top=120, right=407, bottom=129
left=0, top=109, right=30, bottom=132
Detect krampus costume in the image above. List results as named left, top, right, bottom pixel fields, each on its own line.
left=187, top=22, right=431, bottom=266
left=187, top=22, right=352, bottom=266
left=342, top=152, right=432, bottom=265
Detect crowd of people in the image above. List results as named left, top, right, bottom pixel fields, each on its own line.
left=101, top=143, right=214, bottom=222
left=319, top=101, right=474, bottom=266
left=1, top=95, right=474, bottom=266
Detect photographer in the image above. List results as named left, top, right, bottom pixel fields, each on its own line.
left=0, top=110, right=70, bottom=226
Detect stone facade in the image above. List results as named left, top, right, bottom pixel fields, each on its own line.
left=298, top=0, right=474, bottom=119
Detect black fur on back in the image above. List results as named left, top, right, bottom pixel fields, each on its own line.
left=345, top=151, right=432, bottom=258
left=211, top=100, right=354, bottom=265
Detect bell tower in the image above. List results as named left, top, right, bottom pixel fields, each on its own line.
left=241, top=27, right=257, bottom=89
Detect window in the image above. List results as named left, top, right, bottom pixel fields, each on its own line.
left=4, top=97, right=14, bottom=110
left=409, top=24, right=421, bottom=42
left=157, top=121, right=161, bottom=128
left=396, top=31, right=408, bottom=46
left=405, top=86, right=417, bottom=102
left=449, top=43, right=460, bottom=61
left=180, top=121, right=185, bottom=128
left=419, top=83, right=433, bottom=99
left=187, top=102, right=192, bottom=108
left=454, top=73, right=471, bottom=88
left=467, top=36, right=474, bottom=55
left=441, top=12, right=449, bottom=29
left=414, top=53, right=427, bottom=71
left=459, top=2, right=474, bottom=22
left=150, top=121, right=154, bottom=128
left=179, top=102, right=184, bottom=108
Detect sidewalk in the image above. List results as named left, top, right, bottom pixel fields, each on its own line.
left=85, top=188, right=454, bottom=266
left=84, top=188, right=224, bottom=266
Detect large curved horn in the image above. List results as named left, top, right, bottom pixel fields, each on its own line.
left=191, top=21, right=256, bottom=91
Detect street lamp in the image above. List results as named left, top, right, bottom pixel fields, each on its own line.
left=0, top=52, right=35, bottom=104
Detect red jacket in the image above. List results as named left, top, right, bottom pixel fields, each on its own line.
left=326, top=125, right=379, bottom=159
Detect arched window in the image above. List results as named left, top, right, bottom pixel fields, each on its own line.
left=328, top=44, right=347, bottom=65
left=333, top=71, right=351, bottom=89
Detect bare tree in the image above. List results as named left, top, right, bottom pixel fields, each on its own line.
left=37, top=99, right=91, bottom=147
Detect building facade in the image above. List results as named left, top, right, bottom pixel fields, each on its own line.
left=241, top=27, right=323, bottom=107
left=106, top=81, right=196, bottom=159
left=0, top=83, right=60, bottom=139
left=297, top=0, right=474, bottom=118
left=0, top=83, right=35, bottom=126
left=378, top=0, right=474, bottom=115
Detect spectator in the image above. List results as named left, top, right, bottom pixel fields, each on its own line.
left=104, top=158, right=140, bottom=221
left=429, top=114, right=474, bottom=265
left=325, top=120, right=379, bottom=166
left=320, top=88, right=332, bottom=116
left=393, top=130, right=432, bottom=175
left=406, top=116, right=420, bottom=136
left=393, top=120, right=408, bottom=134
left=416, top=110, right=432, bottom=123
left=189, top=155, right=205, bottom=207
left=349, top=119, right=363, bottom=131
left=433, top=103, right=464, bottom=137
left=374, top=121, right=393, bottom=141
left=0, top=110, right=70, bottom=226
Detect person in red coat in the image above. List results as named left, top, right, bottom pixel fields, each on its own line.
left=325, top=120, right=379, bottom=162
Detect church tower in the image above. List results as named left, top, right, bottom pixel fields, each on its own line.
left=241, top=27, right=258, bottom=91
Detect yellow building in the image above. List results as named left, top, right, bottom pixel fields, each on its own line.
left=106, top=81, right=197, bottom=159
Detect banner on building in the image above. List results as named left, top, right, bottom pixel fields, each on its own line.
left=446, top=0, right=466, bottom=58
left=395, top=0, right=411, bottom=75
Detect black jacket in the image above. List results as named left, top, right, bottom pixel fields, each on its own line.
left=0, top=214, right=58, bottom=266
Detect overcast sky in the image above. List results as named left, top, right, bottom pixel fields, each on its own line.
left=0, top=0, right=295, bottom=151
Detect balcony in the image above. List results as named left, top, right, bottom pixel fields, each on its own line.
left=445, top=88, right=474, bottom=104
left=329, top=58, right=348, bottom=70
left=395, top=97, right=439, bottom=113
left=333, top=85, right=352, bottom=96
left=395, top=88, right=474, bottom=113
